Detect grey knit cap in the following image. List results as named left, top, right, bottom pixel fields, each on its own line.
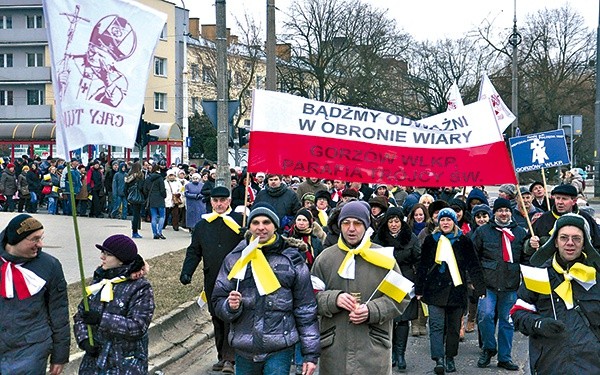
left=338, top=200, right=371, bottom=228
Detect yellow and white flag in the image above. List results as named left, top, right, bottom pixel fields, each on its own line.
left=435, top=235, right=463, bottom=286
left=520, top=264, right=551, bottom=295
left=377, top=269, right=414, bottom=303
left=43, top=0, right=167, bottom=158
left=197, top=290, right=208, bottom=309
left=227, top=237, right=281, bottom=296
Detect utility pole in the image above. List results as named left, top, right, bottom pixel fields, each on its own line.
left=216, top=0, right=230, bottom=188
left=595, top=1, right=600, bottom=197
left=508, top=0, right=521, bottom=137
left=266, top=0, right=277, bottom=91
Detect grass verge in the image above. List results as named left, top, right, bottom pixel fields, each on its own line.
left=67, top=248, right=203, bottom=354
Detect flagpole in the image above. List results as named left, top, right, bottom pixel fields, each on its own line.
left=550, top=290, right=557, bottom=320
left=365, top=275, right=386, bottom=304
left=66, top=163, right=94, bottom=346
left=516, top=183, right=535, bottom=235
left=242, top=171, right=250, bottom=227
left=540, top=168, right=551, bottom=210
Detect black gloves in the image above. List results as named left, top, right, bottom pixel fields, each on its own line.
left=79, top=340, right=100, bottom=357
left=533, top=318, right=566, bottom=337
left=180, top=273, right=192, bottom=285
left=81, top=310, right=102, bottom=325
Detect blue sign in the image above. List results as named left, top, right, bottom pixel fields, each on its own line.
left=509, top=130, right=570, bottom=173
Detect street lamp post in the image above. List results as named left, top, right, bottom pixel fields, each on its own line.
left=594, top=1, right=600, bottom=197
left=508, top=0, right=522, bottom=138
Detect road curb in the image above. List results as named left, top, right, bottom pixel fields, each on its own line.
left=61, top=300, right=214, bottom=374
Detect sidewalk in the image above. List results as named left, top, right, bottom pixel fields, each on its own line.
left=0, top=211, right=193, bottom=283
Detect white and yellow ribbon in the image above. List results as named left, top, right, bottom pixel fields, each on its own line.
left=435, top=235, right=463, bottom=286
left=552, top=255, right=596, bottom=309
left=202, top=208, right=241, bottom=234
left=317, top=209, right=328, bottom=227
left=227, top=236, right=281, bottom=295
left=86, top=276, right=127, bottom=302
left=337, top=228, right=396, bottom=279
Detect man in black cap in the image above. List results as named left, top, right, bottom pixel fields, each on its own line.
left=0, top=214, right=70, bottom=374
left=527, top=184, right=600, bottom=254
left=179, top=186, right=243, bottom=374
left=511, top=213, right=600, bottom=373
left=529, top=181, right=553, bottom=212
left=471, top=198, right=528, bottom=371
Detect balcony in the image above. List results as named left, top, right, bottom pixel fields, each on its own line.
left=0, top=104, right=52, bottom=121
left=0, top=28, right=47, bottom=45
left=0, top=66, right=51, bottom=84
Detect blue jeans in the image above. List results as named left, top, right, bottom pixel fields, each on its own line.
left=428, top=304, right=462, bottom=360
left=478, top=289, right=517, bottom=362
left=150, top=207, right=165, bottom=236
left=47, top=197, right=57, bottom=214
left=111, top=194, right=128, bottom=219
left=235, top=347, right=293, bottom=375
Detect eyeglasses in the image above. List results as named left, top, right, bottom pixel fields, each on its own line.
left=557, top=235, right=583, bottom=244
left=25, top=236, right=44, bottom=243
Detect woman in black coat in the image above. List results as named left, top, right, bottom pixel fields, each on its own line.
left=143, top=164, right=167, bottom=239
left=372, top=207, right=420, bottom=371
left=414, top=208, right=485, bottom=374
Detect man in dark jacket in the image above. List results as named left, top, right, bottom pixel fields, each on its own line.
left=87, top=160, right=104, bottom=218
left=0, top=214, right=70, bottom=374
left=180, top=186, right=243, bottom=373
left=511, top=214, right=600, bottom=374
left=212, top=203, right=320, bottom=375
left=254, top=174, right=301, bottom=231
left=472, top=198, right=528, bottom=371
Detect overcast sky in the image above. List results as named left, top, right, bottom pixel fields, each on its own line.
left=182, top=0, right=598, bottom=41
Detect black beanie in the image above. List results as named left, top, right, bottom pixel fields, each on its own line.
left=295, top=208, right=314, bottom=225
left=6, top=214, right=44, bottom=245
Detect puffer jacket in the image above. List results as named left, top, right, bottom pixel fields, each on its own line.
left=471, top=220, right=529, bottom=291
left=0, top=169, right=17, bottom=196
left=74, top=264, right=155, bottom=374
left=212, top=234, right=320, bottom=363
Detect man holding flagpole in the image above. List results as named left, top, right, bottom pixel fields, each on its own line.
left=212, top=202, right=320, bottom=375
left=180, top=186, right=243, bottom=374
left=511, top=213, right=600, bottom=373
left=310, top=200, right=408, bottom=375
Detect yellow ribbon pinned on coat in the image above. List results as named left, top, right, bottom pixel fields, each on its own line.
left=337, top=228, right=395, bottom=279
left=317, top=210, right=328, bottom=227
left=435, top=235, right=463, bottom=286
left=227, top=235, right=281, bottom=296
left=552, top=255, right=597, bottom=309
left=202, top=208, right=241, bottom=234
left=85, top=276, right=128, bottom=302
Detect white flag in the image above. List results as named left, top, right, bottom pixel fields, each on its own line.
left=43, top=0, right=167, bottom=158
left=446, top=82, right=464, bottom=111
left=477, top=73, right=516, bottom=133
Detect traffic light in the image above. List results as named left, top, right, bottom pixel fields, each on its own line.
left=239, top=127, right=250, bottom=147
left=136, top=119, right=160, bottom=148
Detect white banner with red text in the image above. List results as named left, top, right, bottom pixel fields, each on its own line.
left=43, top=0, right=167, bottom=158
left=248, top=90, right=517, bottom=187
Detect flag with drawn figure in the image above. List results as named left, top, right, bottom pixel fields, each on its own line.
left=509, top=130, right=570, bottom=173
left=447, top=82, right=464, bottom=111
left=477, top=73, right=516, bottom=133
left=43, top=0, right=167, bottom=158
left=377, top=269, right=414, bottom=303
left=520, top=264, right=552, bottom=295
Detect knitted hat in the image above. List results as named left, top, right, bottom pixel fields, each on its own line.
left=6, top=163, right=15, bottom=169
left=498, top=184, right=517, bottom=198
left=248, top=202, right=280, bottom=228
left=5, top=214, right=44, bottom=245
left=437, top=207, right=458, bottom=225
left=95, top=234, right=138, bottom=264
left=342, top=188, right=360, bottom=198
left=530, top=213, right=600, bottom=269
left=384, top=206, right=404, bottom=222
left=295, top=208, right=314, bottom=225
left=449, top=198, right=467, bottom=213
left=301, top=192, right=315, bottom=203
left=472, top=204, right=492, bottom=218
left=338, top=200, right=371, bottom=228
left=529, top=181, right=544, bottom=192
left=211, top=186, right=230, bottom=198
left=428, top=200, right=448, bottom=218
left=551, top=184, right=578, bottom=197
left=368, top=196, right=389, bottom=210
left=314, top=190, right=332, bottom=206
left=493, top=197, right=512, bottom=213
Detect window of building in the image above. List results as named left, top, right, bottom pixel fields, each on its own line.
left=160, top=23, right=167, bottom=40
left=0, top=90, right=13, bottom=105
left=154, top=92, right=166, bottom=111
left=0, top=53, right=13, bottom=68
left=27, top=89, right=43, bottom=105
left=256, top=75, right=264, bottom=89
left=191, top=97, right=200, bottom=114
left=202, top=65, right=214, bottom=83
left=26, top=15, right=43, bottom=29
left=0, top=16, right=12, bottom=29
left=154, top=57, right=167, bottom=76
left=26, top=53, right=43, bottom=67
left=191, top=64, right=200, bottom=81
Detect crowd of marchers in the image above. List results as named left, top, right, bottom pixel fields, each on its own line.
left=1, top=165, right=600, bottom=375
